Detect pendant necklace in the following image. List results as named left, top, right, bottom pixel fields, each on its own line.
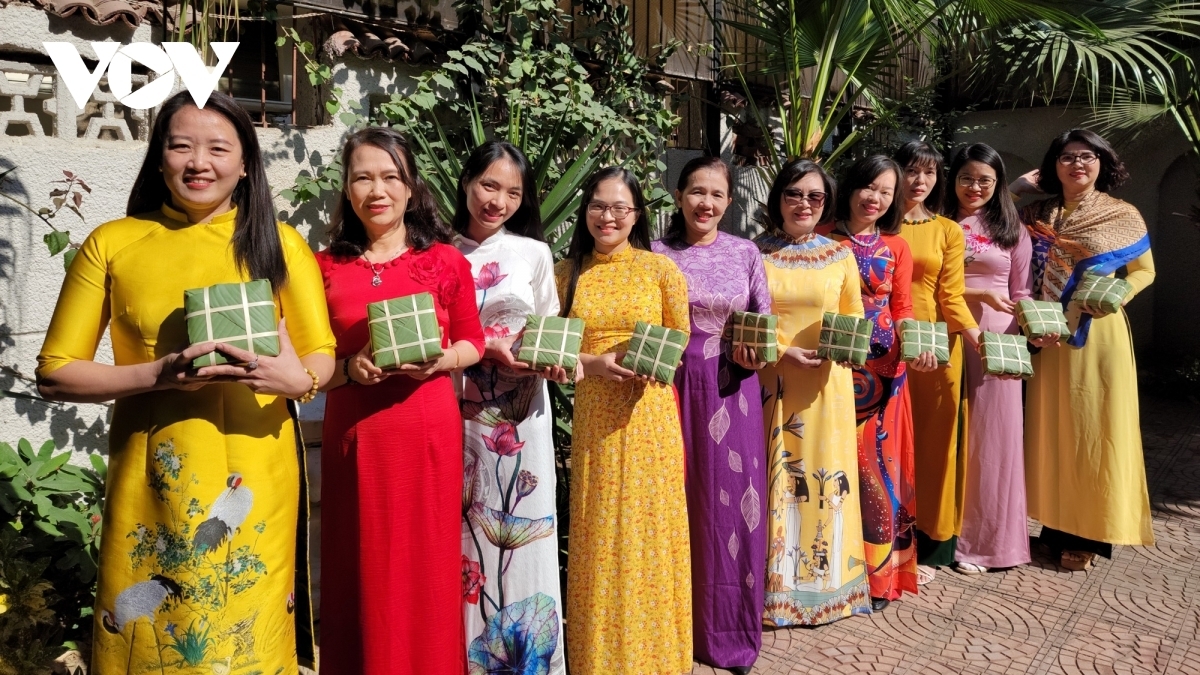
left=363, top=246, right=407, bottom=287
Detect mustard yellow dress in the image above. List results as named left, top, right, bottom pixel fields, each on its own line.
left=37, top=205, right=335, bottom=675
left=898, top=216, right=978, bottom=565
left=756, top=231, right=871, bottom=626
left=554, top=246, right=692, bottom=675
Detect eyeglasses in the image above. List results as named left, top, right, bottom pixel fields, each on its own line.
left=1058, top=152, right=1098, bottom=166
left=782, top=189, right=827, bottom=208
left=587, top=203, right=638, bottom=219
left=956, top=176, right=996, bottom=189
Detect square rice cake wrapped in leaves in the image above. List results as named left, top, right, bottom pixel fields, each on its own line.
left=184, top=279, right=279, bottom=368
left=817, top=312, right=873, bottom=367
left=731, top=311, right=779, bottom=363
left=980, top=331, right=1034, bottom=379
left=367, top=291, right=444, bottom=369
left=898, top=319, right=950, bottom=365
left=1015, top=299, right=1069, bottom=339
left=1072, top=271, right=1132, bottom=316
left=621, top=321, right=687, bottom=384
left=517, top=314, right=585, bottom=370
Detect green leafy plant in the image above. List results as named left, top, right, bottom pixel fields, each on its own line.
left=0, top=167, right=90, bottom=271
left=0, top=440, right=106, bottom=654
left=713, top=0, right=1200, bottom=178
left=0, top=529, right=61, bottom=675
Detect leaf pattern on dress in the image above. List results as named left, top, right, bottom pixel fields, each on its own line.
left=727, top=531, right=740, bottom=560
left=728, top=449, right=743, bottom=473
left=718, top=365, right=730, bottom=390
left=720, top=489, right=730, bottom=506
left=703, top=334, right=722, bottom=359
left=746, top=573, right=755, bottom=588
left=738, top=392, right=748, bottom=416
left=709, top=404, right=730, bottom=445
left=741, top=479, right=761, bottom=533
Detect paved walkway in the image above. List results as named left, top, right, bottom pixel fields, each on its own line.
left=693, top=394, right=1200, bottom=675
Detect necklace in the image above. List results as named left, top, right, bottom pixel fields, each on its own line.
left=902, top=215, right=936, bottom=225
left=839, top=221, right=879, bottom=247
left=362, top=246, right=407, bottom=287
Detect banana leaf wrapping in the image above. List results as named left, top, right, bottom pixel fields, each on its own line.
left=1072, top=272, right=1132, bottom=316
left=184, top=280, right=279, bottom=368
left=367, top=292, right=444, bottom=369
left=1015, top=299, right=1069, bottom=339
left=621, top=321, right=687, bottom=384
left=980, top=331, right=1034, bottom=379
left=816, top=312, right=873, bottom=367
left=898, top=319, right=950, bottom=365
left=730, top=311, right=779, bottom=363
left=516, top=315, right=585, bottom=370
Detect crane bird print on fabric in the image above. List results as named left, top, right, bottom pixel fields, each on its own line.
left=101, top=440, right=274, bottom=671
left=100, top=574, right=182, bottom=671
left=194, top=473, right=254, bottom=555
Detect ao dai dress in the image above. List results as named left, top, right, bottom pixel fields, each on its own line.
left=820, top=226, right=918, bottom=600
left=956, top=215, right=1033, bottom=569
left=555, top=246, right=693, bottom=675
left=898, top=216, right=979, bottom=565
left=756, top=231, right=872, bottom=626
left=456, top=228, right=564, bottom=674
left=652, top=232, right=769, bottom=670
left=318, top=243, right=485, bottom=675
left=37, top=205, right=335, bottom=674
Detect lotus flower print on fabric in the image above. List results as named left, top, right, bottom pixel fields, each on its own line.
left=468, top=503, right=555, bottom=550
left=468, top=592, right=559, bottom=675
left=483, top=422, right=526, bottom=457
left=475, top=261, right=508, bottom=291
left=462, top=555, right=485, bottom=605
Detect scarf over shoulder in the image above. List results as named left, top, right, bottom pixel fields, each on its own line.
left=1021, top=190, right=1149, bottom=347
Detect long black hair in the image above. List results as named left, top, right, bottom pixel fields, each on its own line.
left=664, top=155, right=734, bottom=242
left=766, top=158, right=836, bottom=231
left=1035, top=128, right=1129, bottom=195
left=944, top=143, right=1022, bottom=250
left=127, top=91, right=286, bottom=289
left=559, top=167, right=652, bottom=318
left=894, top=140, right=946, bottom=214
left=835, top=155, right=904, bottom=234
left=451, top=140, right=544, bottom=242
left=328, top=127, right=450, bottom=257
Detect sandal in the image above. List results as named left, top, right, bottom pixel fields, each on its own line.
left=954, top=562, right=987, bottom=575
left=1060, top=550, right=1095, bottom=572
left=917, top=564, right=937, bottom=585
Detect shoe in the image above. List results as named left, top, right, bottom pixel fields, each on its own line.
left=871, top=597, right=890, bottom=611
left=954, top=562, right=987, bottom=575
left=917, top=564, right=937, bottom=585
left=1061, top=550, right=1095, bottom=572
left=728, top=667, right=752, bottom=675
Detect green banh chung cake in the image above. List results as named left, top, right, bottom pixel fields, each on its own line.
left=621, top=321, right=687, bottom=384
left=1072, top=271, right=1133, bottom=316
left=367, top=292, right=444, bottom=369
left=730, top=311, right=779, bottom=363
left=980, top=332, right=1034, bottom=379
left=1015, top=299, right=1069, bottom=339
left=184, top=279, right=279, bottom=368
left=517, top=315, right=585, bottom=370
left=898, top=319, right=950, bottom=365
left=817, top=312, right=873, bottom=367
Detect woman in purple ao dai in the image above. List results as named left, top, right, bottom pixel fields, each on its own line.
left=946, top=144, right=1033, bottom=573
left=652, top=157, right=769, bottom=675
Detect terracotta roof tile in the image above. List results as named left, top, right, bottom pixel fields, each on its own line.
left=323, top=19, right=438, bottom=64
left=12, top=0, right=162, bottom=27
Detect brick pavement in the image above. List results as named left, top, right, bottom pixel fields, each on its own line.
left=691, top=394, right=1200, bottom=675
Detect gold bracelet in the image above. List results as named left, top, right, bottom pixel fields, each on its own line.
left=296, top=368, right=320, bottom=404
left=449, top=348, right=460, bottom=370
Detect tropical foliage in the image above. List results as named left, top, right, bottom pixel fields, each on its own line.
left=714, top=0, right=1200, bottom=174
left=0, top=440, right=107, bottom=672
left=376, top=0, right=681, bottom=253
